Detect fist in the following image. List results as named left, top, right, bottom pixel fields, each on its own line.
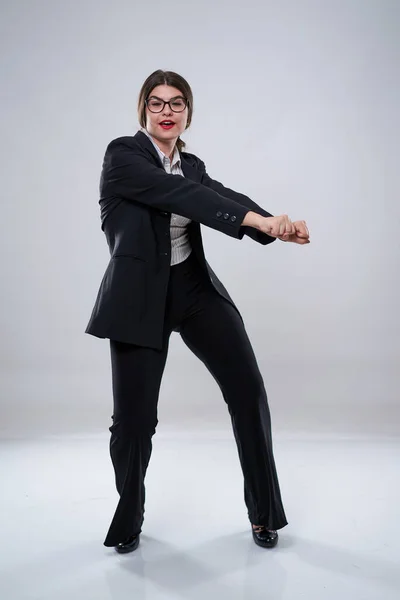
left=278, top=220, right=310, bottom=244
left=259, top=214, right=296, bottom=237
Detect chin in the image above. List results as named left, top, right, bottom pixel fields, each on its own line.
left=157, top=131, right=181, bottom=141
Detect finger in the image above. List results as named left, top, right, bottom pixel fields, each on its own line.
left=288, top=235, right=310, bottom=244
left=294, top=221, right=307, bottom=237
left=284, top=221, right=292, bottom=234
left=287, top=217, right=296, bottom=235
left=264, top=221, right=275, bottom=235
left=281, top=216, right=290, bottom=235
left=300, top=220, right=310, bottom=237
left=296, top=230, right=308, bottom=238
left=268, top=223, right=277, bottom=236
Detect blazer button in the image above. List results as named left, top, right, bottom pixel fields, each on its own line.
left=223, top=213, right=229, bottom=220
left=230, top=215, right=237, bottom=222
left=216, top=211, right=222, bottom=217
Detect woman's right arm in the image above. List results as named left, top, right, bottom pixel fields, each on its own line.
left=100, top=138, right=248, bottom=240
left=100, top=137, right=280, bottom=242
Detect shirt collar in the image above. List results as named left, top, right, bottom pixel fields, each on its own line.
left=140, top=127, right=181, bottom=168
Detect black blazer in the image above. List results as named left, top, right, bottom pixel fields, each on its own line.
left=85, top=130, right=276, bottom=349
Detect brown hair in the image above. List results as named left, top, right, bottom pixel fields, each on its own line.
left=137, top=69, right=193, bottom=153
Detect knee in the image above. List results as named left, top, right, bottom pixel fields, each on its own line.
left=109, top=414, right=158, bottom=437
left=227, top=369, right=265, bottom=400
left=225, top=375, right=269, bottom=414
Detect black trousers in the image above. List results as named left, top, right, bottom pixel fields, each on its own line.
left=103, top=250, right=288, bottom=546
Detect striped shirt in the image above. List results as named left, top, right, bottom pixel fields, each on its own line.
left=140, top=128, right=192, bottom=266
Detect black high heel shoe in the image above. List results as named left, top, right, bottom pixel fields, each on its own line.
left=251, top=525, right=278, bottom=548
left=115, top=533, right=141, bottom=553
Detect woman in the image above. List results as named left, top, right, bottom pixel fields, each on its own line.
left=85, top=69, right=310, bottom=554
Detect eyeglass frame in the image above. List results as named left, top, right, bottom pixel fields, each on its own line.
left=145, top=95, right=189, bottom=113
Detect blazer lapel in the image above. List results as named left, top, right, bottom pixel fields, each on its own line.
left=133, top=130, right=202, bottom=183
left=133, top=130, right=164, bottom=168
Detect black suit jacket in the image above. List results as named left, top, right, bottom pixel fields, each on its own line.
left=85, top=130, right=276, bottom=349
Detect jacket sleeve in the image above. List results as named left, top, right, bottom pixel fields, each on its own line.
left=100, top=138, right=251, bottom=240
left=196, top=158, right=276, bottom=246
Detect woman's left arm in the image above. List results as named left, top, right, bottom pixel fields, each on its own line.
left=197, top=159, right=276, bottom=246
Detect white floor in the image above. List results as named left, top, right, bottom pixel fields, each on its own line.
left=1, top=430, right=399, bottom=600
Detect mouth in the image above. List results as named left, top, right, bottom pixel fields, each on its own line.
left=159, top=121, right=176, bottom=130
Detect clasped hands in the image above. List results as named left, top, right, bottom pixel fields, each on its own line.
left=261, top=214, right=310, bottom=245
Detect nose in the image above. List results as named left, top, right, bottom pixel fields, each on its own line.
left=162, top=102, right=173, bottom=116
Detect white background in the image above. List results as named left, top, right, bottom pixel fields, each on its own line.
left=1, top=0, right=399, bottom=438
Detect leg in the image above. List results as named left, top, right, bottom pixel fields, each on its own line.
left=102, top=251, right=201, bottom=547
left=179, top=293, right=288, bottom=530
left=103, top=337, right=170, bottom=547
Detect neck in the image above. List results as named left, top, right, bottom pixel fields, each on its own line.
left=152, top=135, right=178, bottom=161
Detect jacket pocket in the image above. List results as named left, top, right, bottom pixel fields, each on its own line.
left=112, top=253, right=147, bottom=262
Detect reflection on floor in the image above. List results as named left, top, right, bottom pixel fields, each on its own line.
left=1, top=430, right=399, bottom=600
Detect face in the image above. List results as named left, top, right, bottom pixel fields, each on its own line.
left=145, top=84, right=189, bottom=143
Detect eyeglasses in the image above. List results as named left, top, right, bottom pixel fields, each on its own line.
left=145, top=96, right=188, bottom=113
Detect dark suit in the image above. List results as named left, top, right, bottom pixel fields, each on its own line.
left=85, top=130, right=276, bottom=350
left=85, top=131, right=288, bottom=546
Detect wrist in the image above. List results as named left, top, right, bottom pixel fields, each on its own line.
left=241, top=211, right=265, bottom=230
